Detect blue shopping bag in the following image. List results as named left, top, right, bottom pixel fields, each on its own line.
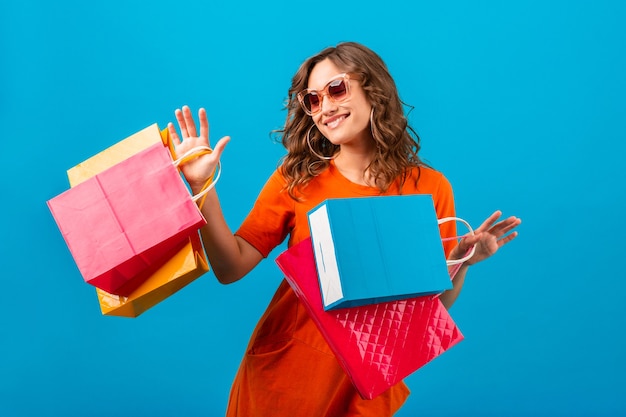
left=308, top=194, right=473, bottom=311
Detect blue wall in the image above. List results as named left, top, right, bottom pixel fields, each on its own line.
left=2, top=1, right=625, bottom=416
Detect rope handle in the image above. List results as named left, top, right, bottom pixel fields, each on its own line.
left=172, top=146, right=222, bottom=207
left=438, top=216, right=476, bottom=266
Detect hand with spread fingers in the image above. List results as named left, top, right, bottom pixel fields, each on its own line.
left=449, top=210, right=522, bottom=266
left=168, top=105, right=230, bottom=194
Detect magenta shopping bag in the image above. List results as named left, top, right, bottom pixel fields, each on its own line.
left=48, top=142, right=208, bottom=296
left=276, top=237, right=464, bottom=400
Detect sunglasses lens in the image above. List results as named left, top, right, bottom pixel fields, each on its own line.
left=303, top=93, right=320, bottom=114
left=299, top=76, right=350, bottom=115
left=328, top=79, right=347, bottom=100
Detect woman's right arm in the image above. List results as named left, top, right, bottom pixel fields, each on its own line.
left=168, top=106, right=263, bottom=284
left=196, top=189, right=264, bottom=284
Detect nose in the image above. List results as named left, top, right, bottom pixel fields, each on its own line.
left=319, top=93, right=337, bottom=114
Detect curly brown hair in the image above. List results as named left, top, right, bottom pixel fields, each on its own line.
left=275, top=42, right=427, bottom=200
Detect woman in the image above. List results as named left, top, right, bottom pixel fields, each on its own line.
left=168, top=42, right=520, bottom=416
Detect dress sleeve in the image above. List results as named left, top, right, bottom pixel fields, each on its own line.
left=235, top=170, right=295, bottom=258
left=433, top=173, right=458, bottom=258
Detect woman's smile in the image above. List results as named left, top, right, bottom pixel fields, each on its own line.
left=324, top=114, right=348, bottom=129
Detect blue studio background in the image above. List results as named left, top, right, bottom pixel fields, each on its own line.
left=2, top=1, right=625, bottom=416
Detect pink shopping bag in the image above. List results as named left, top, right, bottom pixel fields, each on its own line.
left=276, top=237, right=464, bottom=400
left=48, top=142, right=208, bottom=296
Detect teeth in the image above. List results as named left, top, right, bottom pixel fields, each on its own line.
left=327, top=115, right=346, bottom=129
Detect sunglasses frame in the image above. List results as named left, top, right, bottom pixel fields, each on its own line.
left=297, top=73, right=353, bottom=116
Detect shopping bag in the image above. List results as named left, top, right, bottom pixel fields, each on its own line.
left=47, top=139, right=208, bottom=296
left=66, top=123, right=169, bottom=186
left=65, top=127, right=210, bottom=317
left=66, top=123, right=187, bottom=296
left=308, top=194, right=474, bottom=310
left=95, top=230, right=208, bottom=317
left=275, top=237, right=464, bottom=400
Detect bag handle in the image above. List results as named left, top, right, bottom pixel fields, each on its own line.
left=172, top=146, right=222, bottom=205
left=438, top=217, right=476, bottom=266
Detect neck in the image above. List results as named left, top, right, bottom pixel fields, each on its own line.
left=333, top=145, right=376, bottom=186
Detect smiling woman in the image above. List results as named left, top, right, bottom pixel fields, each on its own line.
left=166, top=42, right=520, bottom=417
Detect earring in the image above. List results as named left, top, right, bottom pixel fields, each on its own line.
left=369, top=107, right=376, bottom=139
left=306, top=125, right=334, bottom=160
left=307, top=160, right=326, bottom=176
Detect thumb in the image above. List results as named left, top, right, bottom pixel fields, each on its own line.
left=460, top=232, right=482, bottom=250
left=212, top=136, right=231, bottom=159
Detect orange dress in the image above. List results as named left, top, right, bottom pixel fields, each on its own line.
left=228, top=161, right=457, bottom=416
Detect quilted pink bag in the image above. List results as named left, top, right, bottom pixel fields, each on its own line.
left=275, top=237, right=464, bottom=400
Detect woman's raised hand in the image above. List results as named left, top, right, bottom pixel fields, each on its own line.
left=450, top=210, right=522, bottom=266
left=168, top=105, right=230, bottom=193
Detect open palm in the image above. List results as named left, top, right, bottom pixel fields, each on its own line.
left=450, top=210, right=521, bottom=266
left=168, top=105, right=230, bottom=193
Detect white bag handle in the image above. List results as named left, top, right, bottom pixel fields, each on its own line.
left=172, top=146, right=222, bottom=203
left=438, top=216, right=476, bottom=266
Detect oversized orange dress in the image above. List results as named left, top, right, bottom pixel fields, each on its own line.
left=228, top=161, right=457, bottom=416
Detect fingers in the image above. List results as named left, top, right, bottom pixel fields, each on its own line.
left=496, top=216, right=522, bottom=236
left=497, top=230, right=519, bottom=247
left=174, top=107, right=189, bottom=138
left=173, top=105, right=200, bottom=139
left=458, top=212, right=521, bottom=266
left=212, top=136, right=231, bottom=158
left=477, top=212, right=522, bottom=235
left=475, top=210, right=502, bottom=233
left=487, top=216, right=521, bottom=242
left=199, top=108, right=209, bottom=141
left=171, top=105, right=209, bottom=146
left=182, top=106, right=198, bottom=138
left=167, top=122, right=181, bottom=146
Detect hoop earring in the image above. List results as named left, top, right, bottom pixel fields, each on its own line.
left=369, top=107, right=376, bottom=138
left=306, top=125, right=334, bottom=160
left=307, top=160, right=326, bottom=176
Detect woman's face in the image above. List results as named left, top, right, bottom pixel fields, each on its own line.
left=307, top=59, right=373, bottom=149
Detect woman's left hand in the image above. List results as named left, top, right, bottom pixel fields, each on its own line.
left=167, top=106, right=230, bottom=194
left=449, top=210, right=521, bottom=266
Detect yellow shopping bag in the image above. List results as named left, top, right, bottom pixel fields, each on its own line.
left=67, top=123, right=210, bottom=317
left=95, top=231, right=208, bottom=317
left=67, top=123, right=171, bottom=186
